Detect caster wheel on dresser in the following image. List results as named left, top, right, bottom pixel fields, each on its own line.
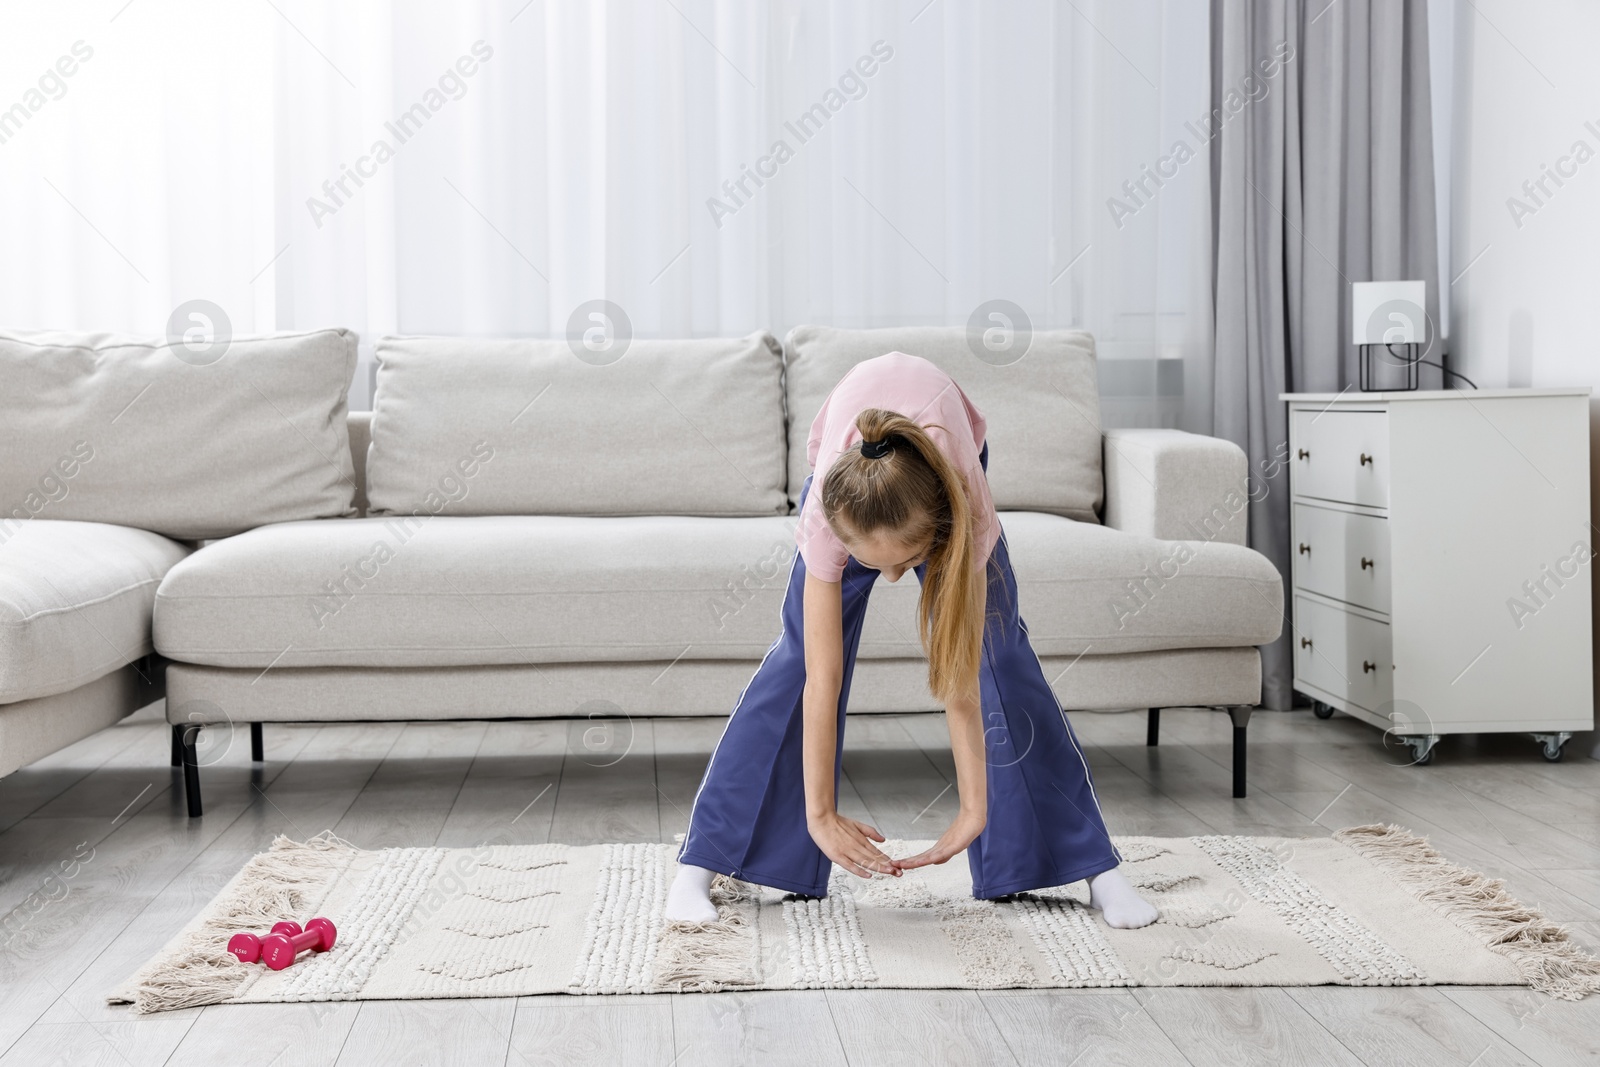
left=1532, top=732, right=1572, bottom=763
left=1396, top=734, right=1440, bottom=767
left=1312, top=702, right=1335, bottom=720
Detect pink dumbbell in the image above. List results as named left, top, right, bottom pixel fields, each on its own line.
left=228, top=917, right=337, bottom=970
left=226, top=921, right=304, bottom=963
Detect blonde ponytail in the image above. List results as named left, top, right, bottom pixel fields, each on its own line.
left=818, top=407, right=991, bottom=706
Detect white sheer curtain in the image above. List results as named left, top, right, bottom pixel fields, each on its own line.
left=0, top=0, right=1211, bottom=427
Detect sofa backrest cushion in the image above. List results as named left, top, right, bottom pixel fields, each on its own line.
left=365, top=332, right=788, bottom=518
left=0, top=328, right=359, bottom=540
left=782, top=325, right=1104, bottom=522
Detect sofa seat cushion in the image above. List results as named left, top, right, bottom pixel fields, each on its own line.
left=856, top=511, right=1283, bottom=659
left=153, top=512, right=1282, bottom=670
left=154, top=515, right=807, bottom=668
left=0, top=520, right=190, bottom=703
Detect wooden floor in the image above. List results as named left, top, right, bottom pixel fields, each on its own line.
left=1, top=703, right=1597, bottom=1066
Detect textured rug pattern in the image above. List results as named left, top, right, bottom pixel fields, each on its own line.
left=108, top=824, right=1600, bottom=1013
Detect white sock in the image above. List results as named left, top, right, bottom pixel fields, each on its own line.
left=664, top=863, right=720, bottom=923
left=1087, top=866, right=1159, bottom=929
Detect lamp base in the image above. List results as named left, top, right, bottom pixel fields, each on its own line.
left=1358, top=343, right=1419, bottom=391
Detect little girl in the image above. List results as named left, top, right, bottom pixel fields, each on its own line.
left=666, top=351, right=1157, bottom=929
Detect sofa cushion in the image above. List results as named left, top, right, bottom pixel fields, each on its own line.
left=857, top=512, right=1284, bottom=657
left=0, top=520, right=190, bottom=703
left=155, top=515, right=802, bottom=668
left=783, top=325, right=1103, bottom=522
left=0, top=329, right=359, bottom=540
left=153, top=512, right=1281, bottom=669
left=365, top=332, right=787, bottom=519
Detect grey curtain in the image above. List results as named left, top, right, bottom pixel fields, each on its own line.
left=1211, top=0, right=1441, bottom=710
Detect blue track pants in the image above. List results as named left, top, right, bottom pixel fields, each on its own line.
left=678, top=442, right=1122, bottom=898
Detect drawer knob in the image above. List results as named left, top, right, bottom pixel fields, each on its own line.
left=1363, top=660, right=1376, bottom=673
left=1300, top=637, right=1312, bottom=649
left=1359, top=452, right=1373, bottom=466
left=1360, top=557, right=1374, bottom=570
left=1298, top=543, right=1311, bottom=556
left=1297, top=448, right=1310, bottom=460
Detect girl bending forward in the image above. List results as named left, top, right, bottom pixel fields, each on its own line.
left=667, top=352, right=1157, bottom=930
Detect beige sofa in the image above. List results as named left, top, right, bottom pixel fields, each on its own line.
left=149, top=325, right=1283, bottom=815
left=0, top=327, right=361, bottom=786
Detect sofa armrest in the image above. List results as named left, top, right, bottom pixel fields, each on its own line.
left=1102, top=429, right=1249, bottom=546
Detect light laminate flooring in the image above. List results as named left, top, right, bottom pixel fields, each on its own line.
left=2, top=703, right=1598, bottom=1066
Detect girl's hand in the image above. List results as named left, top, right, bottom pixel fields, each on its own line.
left=894, top=809, right=986, bottom=870
left=807, top=812, right=902, bottom=879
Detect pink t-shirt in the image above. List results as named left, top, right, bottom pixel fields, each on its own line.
left=795, top=352, right=999, bottom=582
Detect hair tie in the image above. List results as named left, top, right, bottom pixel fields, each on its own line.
left=860, top=436, right=894, bottom=459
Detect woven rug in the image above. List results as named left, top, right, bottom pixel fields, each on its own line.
left=108, top=824, right=1600, bottom=1013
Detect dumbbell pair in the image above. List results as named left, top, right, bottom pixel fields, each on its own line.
left=228, top=917, right=338, bottom=971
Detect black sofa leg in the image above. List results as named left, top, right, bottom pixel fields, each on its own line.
left=170, top=723, right=182, bottom=767
left=1227, top=706, right=1252, bottom=798
left=251, top=722, right=264, bottom=762
left=175, top=723, right=203, bottom=818
left=1146, top=707, right=1160, bottom=746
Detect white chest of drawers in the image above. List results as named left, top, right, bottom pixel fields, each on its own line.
left=1281, top=388, right=1594, bottom=763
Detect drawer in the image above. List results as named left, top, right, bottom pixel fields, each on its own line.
left=1293, top=595, right=1393, bottom=713
left=1291, top=409, right=1389, bottom=508
left=1291, top=503, right=1391, bottom=614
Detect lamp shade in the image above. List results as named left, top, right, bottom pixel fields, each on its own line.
left=1351, top=280, right=1428, bottom=346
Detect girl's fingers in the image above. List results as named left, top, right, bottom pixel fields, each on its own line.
left=826, top=836, right=886, bottom=877
left=896, top=841, right=957, bottom=869
left=823, top=822, right=902, bottom=877
left=853, top=820, right=887, bottom=842
left=846, top=828, right=899, bottom=868
left=852, top=848, right=901, bottom=876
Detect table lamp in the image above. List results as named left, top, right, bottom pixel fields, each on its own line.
left=1351, top=280, right=1426, bottom=391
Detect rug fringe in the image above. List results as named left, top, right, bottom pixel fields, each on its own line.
left=1333, top=823, right=1600, bottom=1001
left=653, top=874, right=762, bottom=993
left=108, top=832, right=360, bottom=1014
